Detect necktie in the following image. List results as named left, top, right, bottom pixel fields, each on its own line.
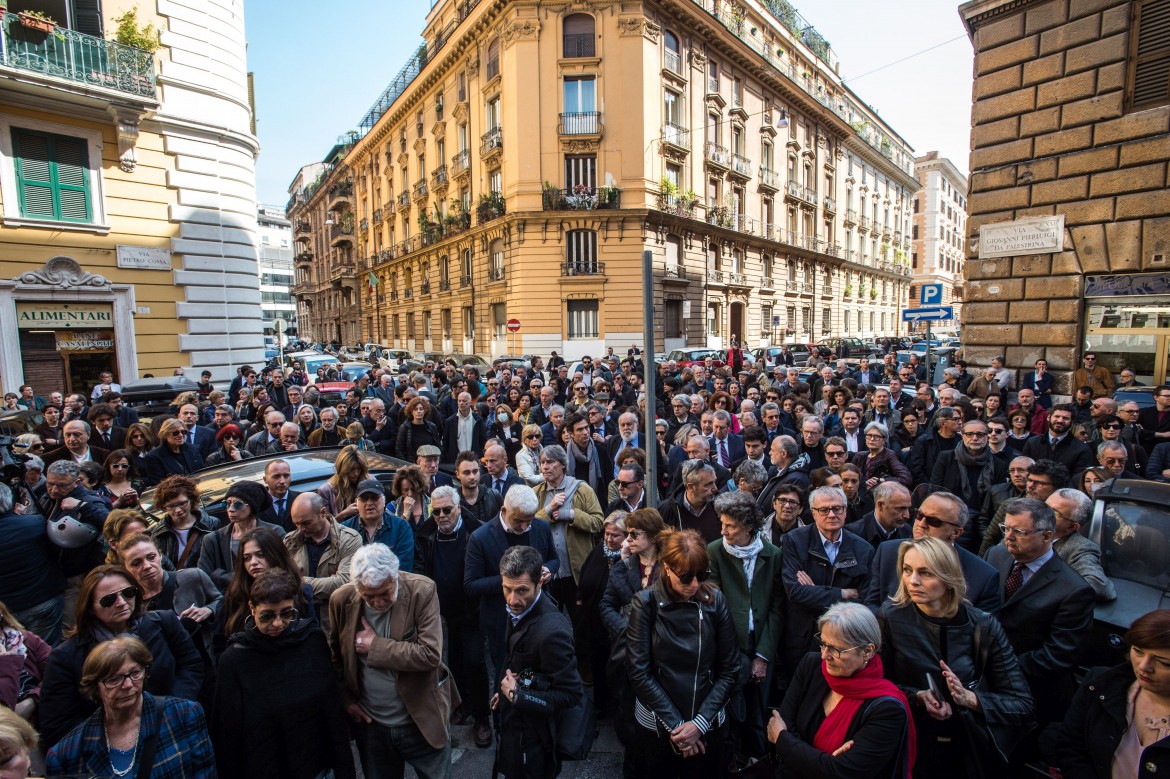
left=276, top=498, right=285, bottom=517
left=188, top=432, right=195, bottom=446
left=1004, top=561, right=1024, bottom=600
left=103, top=433, right=110, bottom=447
left=719, top=439, right=730, bottom=468
left=494, top=479, right=503, bottom=496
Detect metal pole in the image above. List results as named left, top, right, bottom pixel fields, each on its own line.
left=925, top=320, right=932, bottom=385
left=642, top=249, right=657, bottom=509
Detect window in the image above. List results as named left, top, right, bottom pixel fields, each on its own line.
left=457, top=71, right=467, bottom=102
left=562, top=78, right=597, bottom=133
left=463, top=306, right=474, bottom=340
left=568, top=300, right=599, bottom=338
left=11, top=128, right=92, bottom=223
left=666, top=234, right=681, bottom=272
left=492, top=303, right=507, bottom=338
left=462, top=249, right=473, bottom=281
left=664, top=89, right=683, bottom=131
left=566, top=229, right=598, bottom=273
left=489, top=239, right=504, bottom=274
left=822, top=307, right=831, bottom=335
left=489, top=169, right=502, bottom=194
left=664, top=162, right=681, bottom=190
left=486, top=39, right=500, bottom=80
left=665, top=299, right=684, bottom=338
left=708, top=59, right=719, bottom=92
left=486, top=98, right=500, bottom=131
left=786, top=305, right=796, bottom=332
left=406, top=313, right=416, bottom=339
left=442, top=309, right=452, bottom=339
left=664, top=30, right=681, bottom=73
left=392, top=314, right=401, bottom=340
left=435, top=93, right=444, bottom=120
left=708, top=303, right=721, bottom=336
left=563, top=13, right=596, bottom=57
left=762, top=304, right=773, bottom=333
left=566, top=155, right=597, bottom=189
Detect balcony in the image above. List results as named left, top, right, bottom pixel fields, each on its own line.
left=485, top=57, right=499, bottom=82
left=844, top=209, right=857, bottom=226
left=730, top=153, right=752, bottom=180
left=761, top=276, right=775, bottom=290
left=734, top=214, right=758, bottom=235
left=420, top=280, right=431, bottom=295
left=661, top=123, right=690, bottom=153
left=439, top=279, right=451, bottom=292
left=759, top=167, right=780, bottom=192
left=430, top=165, right=448, bottom=191
left=894, top=231, right=903, bottom=244
left=561, top=261, right=605, bottom=276
left=404, top=287, right=413, bottom=299
left=488, top=266, right=505, bottom=282
left=707, top=269, right=728, bottom=287
left=664, top=263, right=688, bottom=282
left=359, top=217, right=369, bottom=232
left=480, top=127, right=503, bottom=159
left=705, top=141, right=730, bottom=170
left=460, top=274, right=472, bottom=288
left=397, top=192, right=411, bottom=210
left=327, top=181, right=353, bottom=211
left=656, top=192, right=697, bottom=217
left=294, top=252, right=313, bottom=266
left=859, top=216, right=871, bottom=232
left=823, top=197, right=836, bottom=213
left=296, top=221, right=311, bottom=233
left=476, top=192, right=505, bottom=224
left=413, top=179, right=428, bottom=199
left=558, top=111, right=602, bottom=136
left=330, top=223, right=354, bottom=244
left=0, top=13, right=158, bottom=101
left=373, top=209, right=383, bottom=224
left=664, top=49, right=682, bottom=74
left=390, top=290, right=398, bottom=302
left=451, top=149, right=470, bottom=178
left=785, top=181, right=814, bottom=205
left=563, top=33, right=595, bottom=58
left=329, top=262, right=356, bottom=286
left=543, top=185, right=621, bottom=211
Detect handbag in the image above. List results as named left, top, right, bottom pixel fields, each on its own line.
left=955, top=611, right=1009, bottom=770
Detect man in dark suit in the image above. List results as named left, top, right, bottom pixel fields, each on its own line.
left=86, top=404, right=126, bottom=452
left=708, top=410, right=745, bottom=470
left=1138, top=384, right=1170, bottom=451
left=603, top=411, right=645, bottom=471
left=482, top=442, right=523, bottom=498
left=177, top=403, right=216, bottom=460
left=441, top=391, right=485, bottom=463
left=414, top=445, right=453, bottom=492
left=539, top=405, right=565, bottom=448
left=985, top=497, right=1094, bottom=727
left=1021, top=403, right=1095, bottom=476
left=864, top=490, right=1000, bottom=614
left=463, top=484, right=560, bottom=677
left=606, top=462, right=647, bottom=515
left=257, top=458, right=301, bottom=533
left=106, top=393, right=140, bottom=429
left=43, top=420, right=109, bottom=467
left=844, top=481, right=911, bottom=549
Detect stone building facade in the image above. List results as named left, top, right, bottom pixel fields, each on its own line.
left=960, top=0, right=1170, bottom=390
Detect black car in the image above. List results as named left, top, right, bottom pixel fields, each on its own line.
left=138, top=448, right=410, bottom=525
left=819, top=337, right=880, bottom=360
left=1083, top=478, right=1170, bottom=666
left=1113, top=386, right=1159, bottom=409
left=120, top=376, right=202, bottom=416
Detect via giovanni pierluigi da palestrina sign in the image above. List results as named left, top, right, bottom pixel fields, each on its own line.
left=16, top=301, right=113, bottom=329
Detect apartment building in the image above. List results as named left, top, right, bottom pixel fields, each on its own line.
left=257, top=205, right=296, bottom=337
left=291, top=0, right=916, bottom=359
left=909, top=151, right=967, bottom=332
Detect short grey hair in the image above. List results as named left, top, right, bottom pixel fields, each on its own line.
left=934, top=408, right=959, bottom=428
left=1003, top=497, right=1056, bottom=533
left=25, top=455, right=44, bottom=473
left=503, top=484, right=539, bottom=516
left=499, top=544, right=543, bottom=582
left=714, top=490, right=766, bottom=534
left=802, top=416, right=824, bottom=432
left=280, top=422, right=301, bottom=437
left=712, top=409, right=732, bottom=424
left=216, top=404, right=235, bottom=416
left=619, top=411, right=638, bottom=426
left=64, top=419, right=91, bottom=435
left=775, top=435, right=799, bottom=460
left=863, top=421, right=889, bottom=440
left=809, top=486, right=847, bottom=510
left=549, top=404, right=565, bottom=416
left=818, top=602, right=882, bottom=651
left=1052, top=488, right=1092, bottom=527
left=540, top=444, right=569, bottom=469
left=0, top=483, right=13, bottom=515
left=673, top=393, right=691, bottom=408
left=927, top=490, right=971, bottom=531
left=1097, top=440, right=1127, bottom=457
left=871, top=480, right=910, bottom=505
left=318, top=406, right=337, bottom=421
left=430, top=485, right=460, bottom=505
left=47, top=460, right=81, bottom=480
left=682, top=459, right=715, bottom=486
left=351, top=543, right=400, bottom=588
left=733, top=459, right=768, bottom=488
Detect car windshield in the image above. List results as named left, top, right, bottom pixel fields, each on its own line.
left=1101, top=500, right=1170, bottom=592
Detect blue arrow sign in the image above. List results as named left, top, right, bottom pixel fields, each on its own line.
left=902, top=306, right=954, bottom=322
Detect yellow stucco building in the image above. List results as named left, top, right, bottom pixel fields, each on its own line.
left=290, top=0, right=916, bottom=359
left=0, top=0, right=262, bottom=394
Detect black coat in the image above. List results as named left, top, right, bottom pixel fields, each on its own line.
left=626, top=579, right=741, bottom=731
left=780, top=524, right=872, bottom=671
left=441, top=413, right=485, bottom=464
left=257, top=489, right=303, bottom=533
left=1020, top=433, right=1095, bottom=478
left=396, top=419, right=443, bottom=462
left=843, top=513, right=910, bottom=549
left=984, top=545, right=1096, bottom=724
left=772, top=652, right=909, bottom=779
left=1057, top=663, right=1170, bottom=779
left=906, top=431, right=959, bottom=486
left=143, top=443, right=204, bottom=486
left=39, top=611, right=203, bottom=749
left=211, top=622, right=354, bottom=779
left=599, top=555, right=656, bottom=641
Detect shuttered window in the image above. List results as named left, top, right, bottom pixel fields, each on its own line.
left=566, top=229, right=597, bottom=273
left=567, top=300, right=599, bottom=339
left=12, top=129, right=92, bottom=223
left=1129, top=0, right=1170, bottom=112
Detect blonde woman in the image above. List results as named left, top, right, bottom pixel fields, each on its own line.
left=517, top=423, right=545, bottom=486
left=142, top=418, right=203, bottom=486
left=317, top=445, right=367, bottom=522
left=344, top=421, right=376, bottom=451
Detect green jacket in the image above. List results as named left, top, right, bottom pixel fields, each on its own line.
left=707, top=537, right=785, bottom=662
left=534, top=477, right=605, bottom=582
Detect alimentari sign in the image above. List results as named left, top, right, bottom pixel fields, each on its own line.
left=16, top=302, right=113, bottom=329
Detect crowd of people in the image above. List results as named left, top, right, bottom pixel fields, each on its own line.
left=1, top=345, right=1169, bottom=779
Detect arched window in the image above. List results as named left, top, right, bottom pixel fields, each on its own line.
left=663, top=30, right=681, bottom=73
left=563, top=14, right=595, bottom=57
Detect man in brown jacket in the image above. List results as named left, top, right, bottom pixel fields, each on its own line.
left=329, top=542, right=458, bottom=779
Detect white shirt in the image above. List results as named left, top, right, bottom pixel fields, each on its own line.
left=457, top=412, right=475, bottom=452
left=818, top=530, right=842, bottom=565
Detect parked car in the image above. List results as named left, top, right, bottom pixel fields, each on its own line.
left=138, top=449, right=411, bottom=525
left=819, top=337, right=880, bottom=360
left=121, top=377, right=202, bottom=416
left=1083, top=478, right=1170, bottom=666
left=308, top=362, right=374, bottom=405
left=749, top=343, right=827, bottom=370
left=663, top=348, right=726, bottom=369
left=1113, top=386, right=1159, bottom=409
left=400, top=352, right=491, bottom=373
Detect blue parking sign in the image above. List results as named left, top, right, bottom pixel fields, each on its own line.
left=920, top=284, right=943, bottom=306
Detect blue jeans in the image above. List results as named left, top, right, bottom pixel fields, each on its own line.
left=353, top=719, right=451, bottom=779
left=14, top=595, right=64, bottom=647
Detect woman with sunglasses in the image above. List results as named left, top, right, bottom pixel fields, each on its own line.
left=211, top=568, right=354, bottom=779
left=1097, top=413, right=1149, bottom=476
left=877, top=537, right=1033, bottom=778
left=601, top=507, right=668, bottom=646
left=151, top=474, right=218, bottom=572
left=767, top=601, right=915, bottom=779
left=142, top=418, right=204, bottom=488
left=38, top=565, right=202, bottom=750
left=199, top=480, right=285, bottom=590
left=1006, top=408, right=1033, bottom=451
left=98, top=448, right=144, bottom=510
left=46, top=636, right=216, bottom=779
left=516, top=423, right=545, bottom=486
left=123, top=422, right=154, bottom=470
left=204, top=422, right=253, bottom=466
left=625, top=528, right=740, bottom=778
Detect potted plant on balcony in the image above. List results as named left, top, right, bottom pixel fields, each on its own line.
left=112, top=7, right=159, bottom=52
left=17, top=10, right=56, bottom=33
left=597, top=184, right=618, bottom=207
left=476, top=192, right=505, bottom=224
left=656, top=177, right=679, bottom=212
left=542, top=181, right=562, bottom=210
left=843, top=284, right=853, bottom=297
left=565, top=183, right=598, bottom=210
left=869, top=288, right=878, bottom=300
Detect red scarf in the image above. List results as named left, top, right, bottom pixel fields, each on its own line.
left=812, top=655, right=916, bottom=777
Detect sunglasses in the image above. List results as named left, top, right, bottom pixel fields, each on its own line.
left=916, top=511, right=960, bottom=529
left=254, top=607, right=299, bottom=625
left=226, top=499, right=248, bottom=511
left=1101, top=423, right=1121, bottom=430
left=432, top=506, right=456, bottom=515
left=98, top=586, right=139, bottom=609
left=669, top=568, right=711, bottom=585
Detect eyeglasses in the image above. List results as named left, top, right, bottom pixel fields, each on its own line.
left=98, top=586, right=139, bottom=609
left=668, top=567, right=711, bottom=585
left=1083, top=357, right=1096, bottom=361
left=626, top=530, right=643, bottom=539
left=1025, top=478, right=1052, bottom=489
left=1102, top=457, right=1128, bottom=466
left=864, top=433, right=885, bottom=439
left=111, top=463, right=130, bottom=470
left=163, top=498, right=190, bottom=511
left=525, top=434, right=541, bottom=440
left=775, top=498, right=801, bottom=508
left=1000, top=524, right=1044, bottom=538
left=101, top=666, right=148, bottom=689
left=432, top=506, right=456, bottom=515
left=254, top=607, right=299, bottom=625
left=815, top=633, right=869, bottom=660
left=987, top=428, right=1006, bottom=436
left=811, top=505, right=846, bottom=515
left=962, top=431, right=988, bottom=438
left=168, top=430, right=186, bottom=438
left=916, top=511, right=960, bottom=529
left=226, top=499, right=248, bottom=511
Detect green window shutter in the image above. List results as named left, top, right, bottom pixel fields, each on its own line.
left=12, top=129, right=92, bottom=223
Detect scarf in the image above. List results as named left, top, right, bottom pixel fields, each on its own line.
left=954, top=444, right=996, bottom=503
left=567, top=437, right=601, bottom=491
left=1, top=626, right=27, bottom=657
left=91, top=615, right=140, bottom=645
left=721, top=533, right=764, bottom=588
left=813, top=656, right=916, bottom=778
left=601, top=542, right=623, bottom=565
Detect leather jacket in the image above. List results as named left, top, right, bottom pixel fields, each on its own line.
left=626, top=577, right=741, bottom=733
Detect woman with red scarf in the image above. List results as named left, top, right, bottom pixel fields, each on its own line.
left=768, top=601, right=915, bottom=778
left=878, top=537, right=1033, bottom=778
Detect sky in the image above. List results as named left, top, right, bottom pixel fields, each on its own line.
left=244, top=0, right=974, bottom=207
